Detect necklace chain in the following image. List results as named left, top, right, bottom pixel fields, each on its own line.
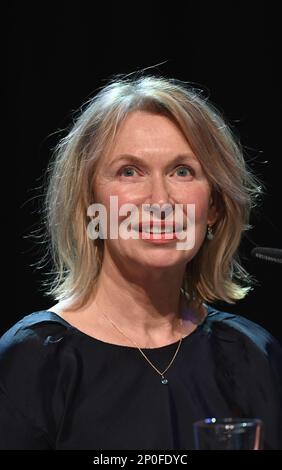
left=101, top=311, right=184, bottom=384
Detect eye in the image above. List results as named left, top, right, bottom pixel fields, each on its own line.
left=174, top=166, right=193, bottom=177
left=119, top=166, right=138, bottom=177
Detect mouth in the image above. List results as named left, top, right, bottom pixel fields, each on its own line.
left=131, top=222, right=187, bottom=241
left=133, top=221, right=186, bottom=233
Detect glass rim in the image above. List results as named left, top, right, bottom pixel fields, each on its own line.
left=193, top=417, right=263, bottom=429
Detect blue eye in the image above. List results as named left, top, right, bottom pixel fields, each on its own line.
left=175, top=166, right=192, bottom=177
left=120, top=166, right=137, bottom=177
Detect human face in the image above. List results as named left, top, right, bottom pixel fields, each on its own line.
left=93, top=111, right=216, bottom=271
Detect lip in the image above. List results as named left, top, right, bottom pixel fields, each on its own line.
left=141, top=232, right=180, bottom=243
left=133, top=221, right=186, bottom=232
left=130, top=222, right=188, bottom=244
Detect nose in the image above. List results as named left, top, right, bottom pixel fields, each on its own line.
left=144, top=175, right=173, bottom=219
left=146, top=174, right=171, bottom=205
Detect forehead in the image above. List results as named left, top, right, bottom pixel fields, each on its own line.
left=108, top=110, right=194, bottom=158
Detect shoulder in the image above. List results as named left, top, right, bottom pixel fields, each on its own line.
left=204, top=304, right=282, bottom=365
left=0, top=310, right=72, bottom=355
left=0, top=311, right=76, bottom=447
left=204, top=306, right=282, bottom=450
left=0, top=310, right=73, bottom=389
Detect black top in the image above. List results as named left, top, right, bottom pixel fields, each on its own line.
left=0, top=306, right=282, bottom=450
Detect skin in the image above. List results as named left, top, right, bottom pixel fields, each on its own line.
left=49, top=111, right=217, bottom=348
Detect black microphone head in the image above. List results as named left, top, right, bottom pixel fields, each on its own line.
left=251, top=247, right=282, bottom=264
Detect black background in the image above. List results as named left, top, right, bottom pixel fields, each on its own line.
left=5, top=1, right=281, bottom=341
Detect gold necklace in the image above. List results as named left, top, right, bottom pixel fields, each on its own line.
left=101, top=311, right=184, bottom=385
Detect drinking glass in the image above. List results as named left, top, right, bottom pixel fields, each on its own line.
left=193, top=417, right=263, bottom=450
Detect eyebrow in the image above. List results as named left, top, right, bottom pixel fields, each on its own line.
left=109, top=153, right=199, bottom=167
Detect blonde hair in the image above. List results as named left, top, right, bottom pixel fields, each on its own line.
left=43, top=74, right=261, bottom=308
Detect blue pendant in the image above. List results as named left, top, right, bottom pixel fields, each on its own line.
left=161, top=377, right=168, bottom=384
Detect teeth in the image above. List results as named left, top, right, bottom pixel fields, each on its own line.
left=142, top=226, right=174, bottom=234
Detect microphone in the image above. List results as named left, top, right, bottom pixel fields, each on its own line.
left=251, top=247, right=282, bottom=264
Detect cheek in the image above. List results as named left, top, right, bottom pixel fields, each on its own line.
left=95, top=190, right=137, bottom=234
left=96, top=183, right=137, bottom=208
left=181, top=186, right=211, bottom=221
left=94, top=185, right=124, bottom=217
left=195, top=200, right=210, bottom=222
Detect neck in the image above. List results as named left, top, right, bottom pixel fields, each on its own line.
left=89, top=253, right=197, bottom=340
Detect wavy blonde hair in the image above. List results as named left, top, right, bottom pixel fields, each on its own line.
left=43, top=74, right=261, bottom=308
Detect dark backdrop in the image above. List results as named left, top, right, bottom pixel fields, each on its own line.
left=6, top=2, right=281, bottom=342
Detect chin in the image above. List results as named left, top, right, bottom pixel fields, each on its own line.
left=133, top=250, right=190, bottom=270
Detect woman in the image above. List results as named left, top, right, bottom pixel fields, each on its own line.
left=0, top=75, right=281, bottom=450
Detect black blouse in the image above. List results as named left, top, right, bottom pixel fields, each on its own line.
left=0, top=306, right=282, bottom=450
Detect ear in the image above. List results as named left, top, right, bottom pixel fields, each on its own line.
left=207, top=195, right=219, bottom=226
